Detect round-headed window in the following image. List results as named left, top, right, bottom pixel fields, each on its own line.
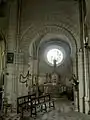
left=47, top=48, right=63, bottom=65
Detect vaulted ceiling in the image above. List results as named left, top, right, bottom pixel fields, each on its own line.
left=0, top=0, right=90, bottom=38
left=86, top=0, right=90, bottom=30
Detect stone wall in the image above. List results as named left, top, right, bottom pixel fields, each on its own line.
left=19, top=0, right=80, bottom=96
left=5, top=0, right=80, bottom=105
left=6, top=0, right=89, bottom=113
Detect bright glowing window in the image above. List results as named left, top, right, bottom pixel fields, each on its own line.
left=47, top=49, right=63, bottom=65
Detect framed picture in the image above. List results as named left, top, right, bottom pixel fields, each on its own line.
left=7, top=52, right=14, bottom=63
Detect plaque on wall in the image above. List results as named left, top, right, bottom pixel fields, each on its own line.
left=7, top=52, right=14, bottom=63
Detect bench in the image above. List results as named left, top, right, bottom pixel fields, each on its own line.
left=17, top=93, right=55, bottom=118
left=30, top=94, right=55, bottom=116
left=17, top=93, right=36, bottom=118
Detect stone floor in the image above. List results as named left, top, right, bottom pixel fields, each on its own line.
left=4, top=97, right=90, bottom=120
left=23, top=98, right=90, bottom=120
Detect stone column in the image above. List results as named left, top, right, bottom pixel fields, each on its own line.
left=6, top=1, right=18, bottom=107
left=33, top=59, right=38, bottom=81
left=33, top=59, right=39, bottom=96
left=72, top=57, right=79, bottom=112
left=78, top=51, right=85, bottom=113
left=88, top=48, right=90, bottom=114
left=74, top=88, right=79, bottom=111
left=28, top=58, right=33, bottom=86
left=84, top=48, right=90, bottom=114
left=78, top=49, right=89, bottom=114
left=86, top=37, right=90, bottom=114
left=78, top=0, right=88, bottom=113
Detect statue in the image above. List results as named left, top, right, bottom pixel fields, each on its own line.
left=51, top=59, right=59, bottom=85
left=45, top=73, right=51, bottom=83
left=69, top=74, right=79, bottom=91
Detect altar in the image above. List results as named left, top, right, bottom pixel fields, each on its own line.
left=42, top=59, right=67, bottom=97
left=43, top=83, right=67, bottom=97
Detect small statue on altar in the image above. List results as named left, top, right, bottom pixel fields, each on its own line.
left=45, top=73, right=51, bottom=83
left=51, top=59, right=59, bottom=85
left=51, top=72, right=59, bottom=85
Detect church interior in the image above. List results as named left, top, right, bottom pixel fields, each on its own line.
left=0, top=0, right=90, bottom=119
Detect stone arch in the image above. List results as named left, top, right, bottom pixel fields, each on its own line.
left=19, top=23, right=79, bottom=79
left=19, top=23, right=79, bottom=110
left=20, top=23, right=80, bottom=52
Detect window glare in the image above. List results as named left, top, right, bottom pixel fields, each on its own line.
left=47, top=49, right=63, bottom=65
